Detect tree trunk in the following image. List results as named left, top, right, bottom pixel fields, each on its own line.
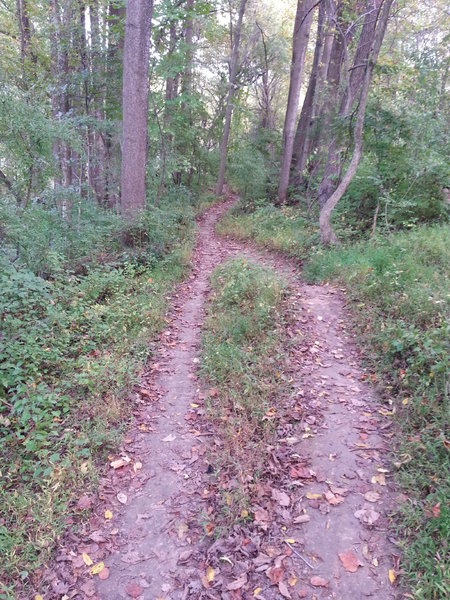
left=277, top=0, right=315, bottom=203
left=290, top=0, right=325, bottom=189
left=319, top=0, right=394, bottom=245
left=215, top=0, right=247, bottom=196
left=317, top=0, right=383, bottom=209
left=105, top=0, right=125, bottom=208
left=121, top=0, right=153, bottom=217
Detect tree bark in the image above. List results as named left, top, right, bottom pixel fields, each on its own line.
left=317, top=0, right=383, bottom=209
left=290, top=0, right=325, bottom=189
left=121, top=0, right=153, bottom=217
left=277, top=0, right=315, bottom=203
left=215, top=0, right=247, bottom=197
left=319, top=0, right=394, bottom=245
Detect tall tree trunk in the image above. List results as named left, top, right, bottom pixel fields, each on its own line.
left=319, top=0, right=394, bottom=245
left=317, top=0, right=382, bottom=209
left=121, top=0, right=153, bottom=217
left=215, top=0, right=247, bottom=196
left=183, top=0, right=195, bottom=187
left=290, top=0, right=325, bottom=189
left=105, top=0, right=125, bottom=208
left=277, top=0, right=315, bottom=203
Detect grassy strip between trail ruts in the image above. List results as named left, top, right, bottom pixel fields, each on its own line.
left=200, top=258, right=288, bottom=531
left=0, top=197, right=203, bottom=598
left=217, top=205, right=449, bottom=600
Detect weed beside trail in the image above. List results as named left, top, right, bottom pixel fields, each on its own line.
left=200, top=259, right=288, bottom=529
left=217, top=203, right=317, bottom=259
left=217, top=204, right=449, bottom=600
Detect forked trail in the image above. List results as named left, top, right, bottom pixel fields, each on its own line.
left=45, top=195, right=400, bottom=599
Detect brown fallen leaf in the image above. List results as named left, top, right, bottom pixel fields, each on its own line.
left=272, top=488, right=290, bottom=507
left=227, top=573, right=247, bottom=591
left=290, top=466, right=312, bottom=479
left=354, top=507, right=380, bottom=526
left=76, top=495, right=92, bottom=510
left=125, top=582, right=143, bottom=598
left=278, top=581, right=291, bottom=598
left=98, top=566, right=110, bottom=580
left=325, top=490, right=344, bottom=506
left=339, top=549, right=363, bottom=573
left=365, top=491, right=381, bottom=503
left=266, top=566, right=284, bottom=585
left=293, top=514, right=310, bottom=524
left=310, top=576, right=329, bottom=588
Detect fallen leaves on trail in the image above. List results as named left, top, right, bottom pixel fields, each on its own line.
left=117, top=491, right=128, bottom=504
left=278, top=580, right=291, bottom=598
left=388, top=569, right=396, bottom=584
left=371, top=473, right=386, bottom=486
left=226, top=573, right=247, bottom=590
left=272, top=488, right=290, bottom=506
left=310, top=575, right=329, bottom=587
left=98, top=566, right=110, bottom=580
left=338, top=549, right=363, bottom=572
left=104, top=509, right=112, bottom=520
left=293, top=514, right=310, bottom=524
left=89, top=561, right=105, bottom=575
left=325, top=490, right=344, bottom=505
left=82, top=552, right=93, bottom=566
left=306, top=492, right=322, bottom=500
left=125, top=582, right=143, bottom=598
left=206, top=566, right=215, bottom=582
left=110, top=455, right=131, bottom=469
left=290, top=465, right=313, bottom=479
left=364, top=491, right=381, bottom=503
left=354, top=507, right=380, bottom=525
left=76, top=495, right=92, bottom=510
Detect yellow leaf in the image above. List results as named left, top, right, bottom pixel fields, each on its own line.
left=306, top=492, right=322, bottom=500
left=288, top=573, right=297, bottom=587
left=90, top=561, right=104, bottom=575
left=82, top=552, right=93, bottom=566
left=284, top=538, right=296, bottom=544
left=104, top=509, right=112, bottom=520
left=253, top=588, right=262, bottom=597
left=190, top=403, right=199, bottom=408
left=35, top=596, right=44, bottom=600
left=206, top=566, right=215, bottom=582
left=388, top=569, right=396, bottom=584
left=241, top=509, right=248, bottom=518
left=402, top=398, right=409, bottom=405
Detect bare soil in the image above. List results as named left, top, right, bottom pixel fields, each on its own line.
left=41, top=193, right=401, bottom=600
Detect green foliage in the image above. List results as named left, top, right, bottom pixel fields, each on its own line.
left=217, top=200, right=318, bottom=258
left=200, top=259, right=286, bottom=525
left=0, top=196, right=195, bottom=590
left=304, top=225, right=449, bottom=599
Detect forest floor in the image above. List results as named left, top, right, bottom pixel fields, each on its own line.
left=38, top=192, right=402, bottom=600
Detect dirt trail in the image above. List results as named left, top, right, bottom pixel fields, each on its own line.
left=49, top=195, right=399, bottom=600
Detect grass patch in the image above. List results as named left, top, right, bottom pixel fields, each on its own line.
left=218, top=203, right=449, bottom=598
left=217, top=202, right=317, bottom=259
left=200, top=258, right=287, bottom=529
left=0, top=197, right=196, bottom=595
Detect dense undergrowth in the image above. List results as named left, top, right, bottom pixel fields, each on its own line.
left=200, top=259, right=287, bottom=529
left=0, top=190, right=210, bottom=594
left=217, top=200, right=449, bottom=599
